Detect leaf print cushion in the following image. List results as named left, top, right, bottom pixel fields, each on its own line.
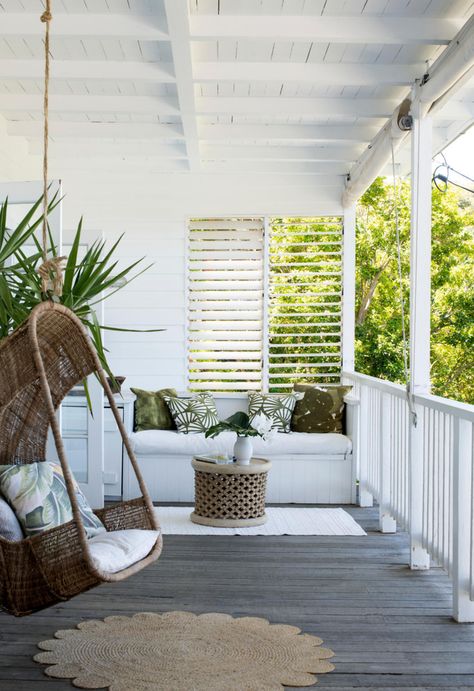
left=247, top=392, right=299, bottom=434
left=0, top=496, right=24, bottom=541
left=0, top=462, right=105, bottom=539
left=290, top=384, right=352, bottom=433
left=163, top=393, right=219, bottom=434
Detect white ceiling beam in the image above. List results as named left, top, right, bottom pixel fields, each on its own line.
left=201, top=161, right=347, bottom=176
left=164, top=0, right=200, bottom=172
left=435, top=100, right=474, bottom=120
left=0, top=60, right=175, bottom=83
left=0, top=93, right=399, bottom=120
left=0, top=13, right=168, bottom=40
left=418, top=13, right=474, bottom=112
left=7, top=121, right=184, bottom=140
left=201, top=144, right=364, bottom=162
left=60, top=173, right=343, bottom=191
left=199, top=124, right=379, bottom=142
left=28, top=140, right=188, bottom=158
left=0, top=95, right=180, bottom=115
left=45, top=158, right=189, bottom=173
left=343, top=13, right=474, bottom=205
left=196, top=96, right=398, bottom=118
left=435, top=119, right=474, bottom=154
left=44, top=159, right=344, bottom=178
left=194, top=62, right=424, bottom=86
left=190, top=15, right=462, bottom=45
left=429, top=65, right=474, bottom=118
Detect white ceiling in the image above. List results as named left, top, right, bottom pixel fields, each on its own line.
left=0, top=0, right=473, bottom=209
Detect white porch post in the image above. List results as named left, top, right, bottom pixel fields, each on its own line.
left=408, top=100, right=431, bottom=570
left=342, top=205, right=356, bottom=373
left=263, top=216, right=270, bottom=393
left=342, top=206, right=366, bottom=506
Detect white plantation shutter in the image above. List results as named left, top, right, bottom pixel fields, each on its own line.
left=187, top=216, right=343, bottom=393
left=188, top=218, right=264, bottom=392
left=267, top=217, right=343, bottom=392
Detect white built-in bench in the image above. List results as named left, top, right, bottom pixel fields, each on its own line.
left=123, top=394, right=359, bottom=504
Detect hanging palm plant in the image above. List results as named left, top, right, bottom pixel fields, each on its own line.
left=0, top=195, right=159, bottom=382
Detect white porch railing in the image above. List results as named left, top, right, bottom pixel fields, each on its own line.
left=343, top=371, right=474, bottom=623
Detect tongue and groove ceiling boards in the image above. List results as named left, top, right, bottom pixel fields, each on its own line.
left=0, top=0, right=473, bottom=211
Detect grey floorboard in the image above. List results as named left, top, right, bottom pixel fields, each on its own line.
left=1, top=505, right=474, bottom=689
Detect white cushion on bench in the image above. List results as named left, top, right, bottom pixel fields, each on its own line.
left=129, top=429, right=351, bottom=457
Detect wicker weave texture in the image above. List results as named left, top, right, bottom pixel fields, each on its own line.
left=194, top=471, right=268, bottom=520
left=0, top=308, right=94, bottom=465
left=0, top=303, right=162, bottom=617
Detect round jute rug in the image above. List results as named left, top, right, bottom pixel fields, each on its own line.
left=34, top=611, right=335, bottom=690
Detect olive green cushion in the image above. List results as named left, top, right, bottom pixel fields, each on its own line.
left=131, top=388, right=177, bottom=431
left=291, top=384, right=352, bottom=433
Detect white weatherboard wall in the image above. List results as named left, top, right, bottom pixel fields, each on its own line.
left=102, top=221, right=187, bottom=392
left=61, top=214, right=188, bottom=392
left=54, top=170, right=343, bottom=393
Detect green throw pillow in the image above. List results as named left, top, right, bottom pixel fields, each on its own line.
left=0, top=461, right=105, bottom=539
left=163, top=393, right=219, bottom=434
left=247, top=392, right=299, bottom=433
left=131, top=387, right=178, bottom=431
left=291, top=384, right=352, bottom=433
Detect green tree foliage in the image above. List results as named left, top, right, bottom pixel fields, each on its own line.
left=356, top=177, right=474, bottom=404
left=268, top=217, right=342, bottom=391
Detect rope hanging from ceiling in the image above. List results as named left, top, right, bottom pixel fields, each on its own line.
left=38, top=0, right=67, bottom=296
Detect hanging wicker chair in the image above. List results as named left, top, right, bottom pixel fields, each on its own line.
left=0, top=301, right=162, bottom=617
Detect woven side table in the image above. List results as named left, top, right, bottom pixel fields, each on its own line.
left=190, top=457, right=272, bottom=527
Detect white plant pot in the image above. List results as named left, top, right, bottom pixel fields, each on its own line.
left=234, top=436, right=253, bottom=465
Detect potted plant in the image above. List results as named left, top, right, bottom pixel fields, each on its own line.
left=205, top=412, right=275, bottom=465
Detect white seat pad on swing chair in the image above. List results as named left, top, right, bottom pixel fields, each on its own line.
left=88, top=529, right=160, bottom=574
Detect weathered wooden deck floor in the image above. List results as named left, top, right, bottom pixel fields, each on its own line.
left=1, top=506, right=474, bottom=690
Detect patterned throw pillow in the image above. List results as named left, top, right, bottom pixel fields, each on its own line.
left=163, top=393, right=219, bottom=434
left=131, top=387, right=178, bottom=431
left=0, top=496, right=24, bottom=541
left=291, top=384, right=352, bottom=433
left=247, top=392, right=299, bottom=433
left=0, top=462, right=105, bottom=539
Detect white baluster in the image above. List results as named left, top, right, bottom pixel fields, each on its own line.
left=359, top=385, right=373, bottom=507
left=380, top=392, right=396, bottom=533
left=453, top=417, right=474, bottom=622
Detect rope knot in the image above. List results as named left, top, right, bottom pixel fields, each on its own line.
left=38, top=256, right=67, bottom=297
left=40, top=10, right=52, bottom=23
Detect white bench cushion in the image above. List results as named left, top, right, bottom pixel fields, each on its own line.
left=88, top=529, right=160, bottom=574
left=129, top=430, right=351, bottom=457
